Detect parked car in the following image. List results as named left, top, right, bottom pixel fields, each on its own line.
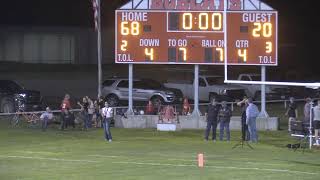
left=0, top=80, right=43, bottom=113
left=101, top=78, right=183, bottom=106
left=164, top=75, right=247, bottom=102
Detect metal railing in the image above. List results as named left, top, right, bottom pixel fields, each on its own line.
left=0, top=97, right=317, bottom=117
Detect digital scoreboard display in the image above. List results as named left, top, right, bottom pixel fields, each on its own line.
left=115, top=10, right=277, bottom=65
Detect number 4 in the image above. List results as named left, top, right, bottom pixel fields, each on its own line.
left=238, top=49, right=247, bottom=62
left=145, top=48, right=154, bottom=61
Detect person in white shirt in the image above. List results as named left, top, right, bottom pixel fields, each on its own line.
left=312, top=100, right=320, bottom=146
left=40, top=107, right=53, bottom=131
left=102, top=102, right=113, bottom=142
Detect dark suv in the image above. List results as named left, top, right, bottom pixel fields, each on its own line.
left=0, top=80, right=43, bottom=113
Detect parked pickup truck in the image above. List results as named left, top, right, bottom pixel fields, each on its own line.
left=237, top=73, right=296, bottom=100
left=0, top=80, right=43, bottom=113
left=164, top=75, right=247, bottom=102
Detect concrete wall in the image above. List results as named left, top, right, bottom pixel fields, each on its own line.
left=114, top=115, right=279, bottom=131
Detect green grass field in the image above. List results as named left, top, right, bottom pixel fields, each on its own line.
left=1, top=115, right=320, bottom=180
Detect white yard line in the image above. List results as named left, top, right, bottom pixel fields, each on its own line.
left=16, top=151, right=59, bottom=155
left=89, top=154, right=281, bottom=165
left=112, top=161, right=318, bottom=175
left=0, top=155, right=98, bottom=163
left=88, top=155, right=121, bottom=158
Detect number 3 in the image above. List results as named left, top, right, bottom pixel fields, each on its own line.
left=266, top=41, right=272, bottom=53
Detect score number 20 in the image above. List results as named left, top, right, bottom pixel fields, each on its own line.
left=238, top=22, right=273, bottom=63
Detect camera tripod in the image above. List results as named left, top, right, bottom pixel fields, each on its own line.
left=232, top=124, right=254, bottom=149
left=290, top=126, right=312, bottom=153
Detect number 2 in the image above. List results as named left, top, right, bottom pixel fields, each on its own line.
left=121, top=40, right=128, bottom=51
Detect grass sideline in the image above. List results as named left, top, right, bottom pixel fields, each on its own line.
left=1, top=116, right=320, bottom=180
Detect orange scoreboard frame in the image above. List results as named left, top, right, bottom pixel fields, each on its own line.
left=115, top=10, right=277, bottom=65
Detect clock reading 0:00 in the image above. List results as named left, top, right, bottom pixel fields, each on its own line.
left=182, top=13, right=222, bottom=31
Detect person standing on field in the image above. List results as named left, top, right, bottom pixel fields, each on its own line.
left=246, top=98, right=260, bottom=143
left=285, top=97, right=298, bottom=132
left=219, top=101, right=232, bottom=141
left=102, top=102, right=113, bottom=142
left=312, top=100, right=320, bottom=146
left=204, top=98, right=220, bottom=142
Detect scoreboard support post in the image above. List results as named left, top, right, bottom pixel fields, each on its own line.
left=127, top=64, right=134, bottom=115
left=260, top=66, right=269, bottom=118
left=192, top=65, right=201, bottom=116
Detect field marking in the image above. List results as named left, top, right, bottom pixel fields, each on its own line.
left=89, top=154, right=284, bottom=165
left=112, top=161, right=318, bottom=175
left=16, top=151, right=60, bottom=155
left=0, top=155, right=98, bottom=163
left=89, top=154, right=197, bottom=162
left=88, top=155, right=121, bottom=158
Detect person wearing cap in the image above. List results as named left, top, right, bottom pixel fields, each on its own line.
left=40, top=107, right=53, bottom=131
left=304, top=97, right=312, bottom=124
left=101, top=102, right=113, bottom=142
left=285, top=97, right=298, bottom=132
left=219, top=101, right=232, bottom=141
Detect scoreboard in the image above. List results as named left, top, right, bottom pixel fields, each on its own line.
left=115, top=10, right=277, bottom=65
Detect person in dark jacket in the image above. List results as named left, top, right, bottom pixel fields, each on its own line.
left=285, top=97, right=298, bottom=132
left=219, top=101, right=232, bottom=141
left=204, top=98, right=220, bottom=142
left=237, top=96, right=250, bottom=141
left=77, top=97, right=89, bottom=130
left=66, top=109, right=75, bottom=129
left=60, top=108, right=75, bottom=130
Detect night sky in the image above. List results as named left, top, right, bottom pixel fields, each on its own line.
left=0, top=0, right=319, bottom=78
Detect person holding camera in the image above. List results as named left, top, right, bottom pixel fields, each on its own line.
left=237, top=96, right=250, bottom=141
